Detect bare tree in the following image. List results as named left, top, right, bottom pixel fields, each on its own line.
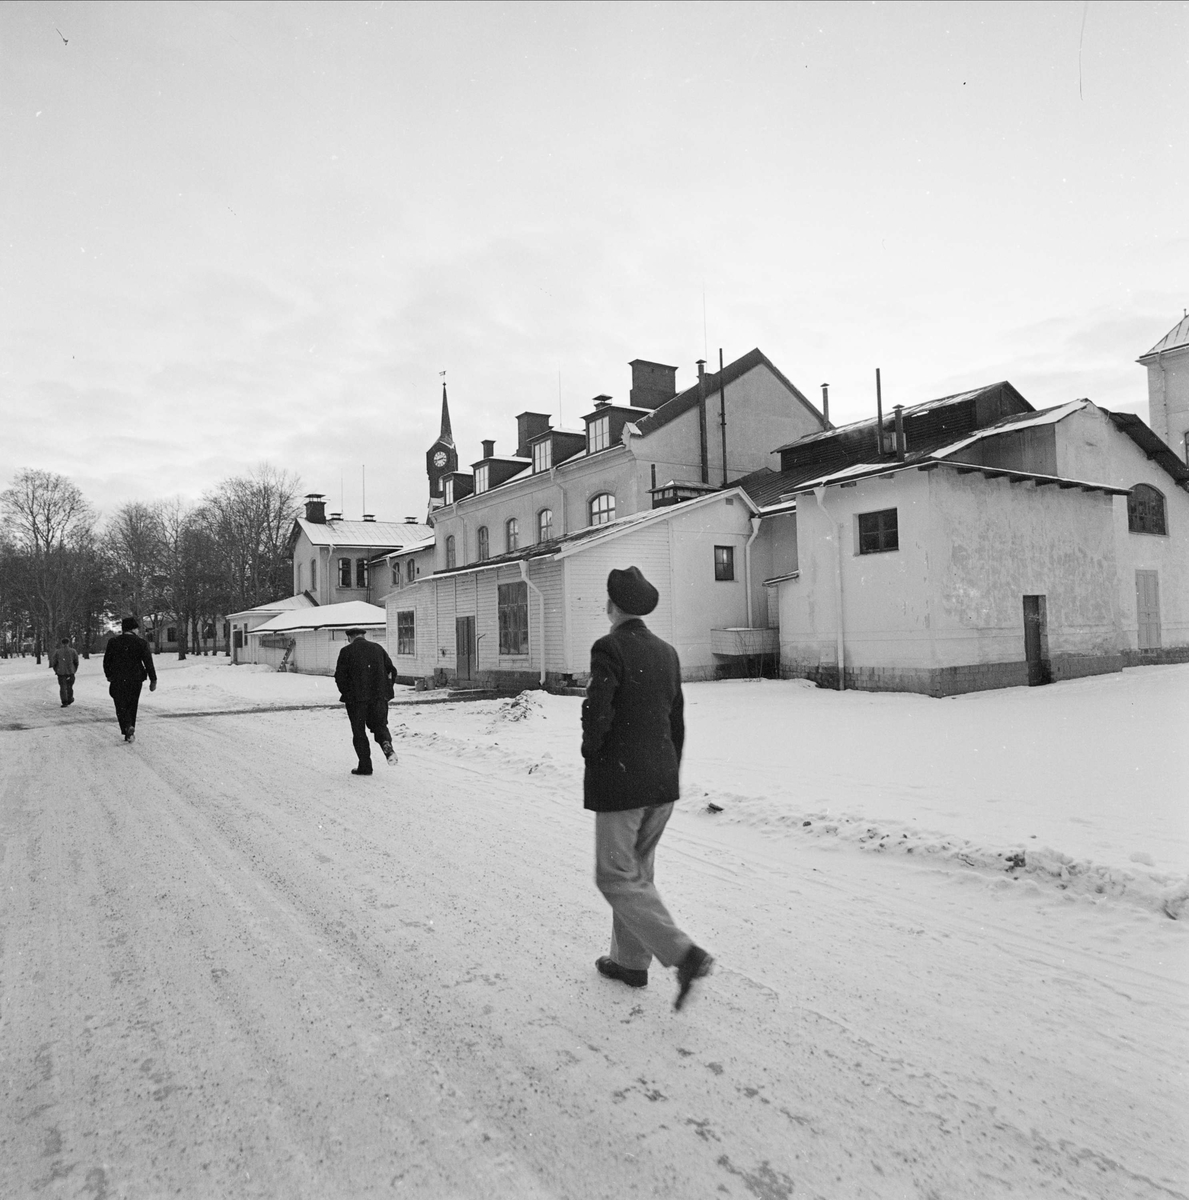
left=104, top=500, right=165, bottom=636
left=0, top=469, right=97, bottom=656
left=202, top=464, right=302, bottom=617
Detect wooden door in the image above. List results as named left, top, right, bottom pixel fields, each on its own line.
left=1023, top=595, right=1051, bottom=686
left=455, top=616, right=476, bottom=681
left=1136, top=571, right=1161, bottom=651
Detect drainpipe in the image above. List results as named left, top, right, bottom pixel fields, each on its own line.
left=719, top=348, right=728, bottom=487
left=744, top=514, right=762, bottom=628
left=518, top=559, right=546, bottom=686
left=813, top=485, right=845, bottom=691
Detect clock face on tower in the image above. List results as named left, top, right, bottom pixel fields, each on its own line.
left=433, top=451, right=448, bottom=468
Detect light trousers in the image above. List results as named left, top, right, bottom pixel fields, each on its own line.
left=595, top=803, right=692, bottom=972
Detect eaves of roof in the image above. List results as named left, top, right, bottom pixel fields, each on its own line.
left=1102, top=409, right=1189, bottom=488
left=294, top=518, right=434, bottom=548
left=781, top=457, right=1129, bottom=498
left=634, top=348, right=823, bottom=437
left=431, top=487, right=758, bottom=578
left=1138, top=315, right=1189, bottom=361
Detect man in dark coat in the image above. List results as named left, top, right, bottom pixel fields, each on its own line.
left=102, top=616, right=157, bottom=743
left=581, top=566, right=713, bottom=1011
left=333, top=627, right=398, bottom=776
left=49, top=637, right=79, bottom=706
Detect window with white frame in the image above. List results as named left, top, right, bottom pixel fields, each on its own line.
left=533, top=440, right=552, bottom=472
left=474, top=464, right=489, bottom=494
left=444, top=478, right=454, bottom=505
left=310, top=558, right=317, bottom=591
left=498, top=582, right=528, bottom=655
left=445, top=535, right=456, bottom=569
left=396, top=610, right=415, bottom=656
left=538, top=508, right=553, bottom=542
left=297, top=563, right=303, bottom=592
left=477, top=526, right=490, bottom=561
left=587, top=415, right=610, bottom=454
left=714, top=545, right=735, bottom=581
left=338, top=557, right=351, bottom=587
left=589, top=492, right=615, bottom=525
left=506, top=518, right=519, bottom=552
left=355, top=558, right=368, bottom=588
left=406, top=558, right=415, bottom=582
left=391, top=560, right=400, bottom=587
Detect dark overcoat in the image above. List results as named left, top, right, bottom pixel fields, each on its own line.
left=581, top=618, right=684, bottom=812
left=103, top=632, right=156, bottom=684
left=334, top=637, right=397, bottom=704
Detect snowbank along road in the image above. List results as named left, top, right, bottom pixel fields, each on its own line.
left=1, top=656, right=1186, bottom=1199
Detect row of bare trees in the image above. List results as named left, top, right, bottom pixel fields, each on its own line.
left=0, top=465, right=301, bottom=660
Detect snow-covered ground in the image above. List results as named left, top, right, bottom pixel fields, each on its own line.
left=2, top=652, right=1186, bottom=1198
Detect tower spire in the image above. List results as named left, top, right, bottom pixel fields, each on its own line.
left=439, top=376, right=454, bottom=446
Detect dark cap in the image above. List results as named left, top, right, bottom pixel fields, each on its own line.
left=345, top=627, right=366, bottom=637
left=121, top=616, right=139, bottom=632
left=607, top=566, right=658, bottom=616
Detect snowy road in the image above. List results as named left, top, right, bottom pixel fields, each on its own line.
left=1, top=659, right=1186, bottom=1199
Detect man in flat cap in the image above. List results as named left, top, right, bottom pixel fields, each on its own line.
left=581, top=565, right=713, bottom=1011
left=334, top=627, right=398, bottom=776
left=102, top=616, right=157, bottom=743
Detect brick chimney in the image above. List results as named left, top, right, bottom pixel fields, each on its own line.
left=481, top=439, right=495, bottom=458
left=516, top=412, right=552, bottom=458
left=628, top=359, right=678, bottom=410
left=304, top=493, right=327, bottom=523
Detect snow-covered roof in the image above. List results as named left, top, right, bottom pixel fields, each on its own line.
left=294, top=518, right=433, bottom=548
left=249, top=600, right=385, bottom=634
left=930, top=400, right=1088, bottom=459
left=369, top=532, right=436, bottom=560
left=226, top=592, right=318, bottom=621
left=1139, top=314, right=1189, bottom=361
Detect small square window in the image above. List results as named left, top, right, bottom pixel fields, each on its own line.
left=714, top=545, right=735, bottom=581
left=858, top=508, right=898, bottom=554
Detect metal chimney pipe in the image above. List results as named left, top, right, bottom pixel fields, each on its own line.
left=875, top=368, right=884, bottom=456
left=821, top=383, right=830, bottom=426
left=696, top=360, right=709, bottom=484
left=894, top=405, right=906, bottom=461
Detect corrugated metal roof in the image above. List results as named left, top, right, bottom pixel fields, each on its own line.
left=295, top=518, right=434, bottom=548
left=1139, top=314, right=1189, bottom=361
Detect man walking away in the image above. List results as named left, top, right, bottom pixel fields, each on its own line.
left=581, top=566, right=713, bottom=1012
left=103, top=616, right=157, bottom=743
left=334, top=626, right=398, bottom=776
left=49, top=637, right=79, bottom=706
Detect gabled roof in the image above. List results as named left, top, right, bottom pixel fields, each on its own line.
left=250, top=600, right=385, bottom=634
left=226, top=592, right=319, bottom=622
left=634, top=347, right=823, bottom=436
left=291, top=517, right=434, bottom=549
left=1139, top=314, right=1189, bottom=361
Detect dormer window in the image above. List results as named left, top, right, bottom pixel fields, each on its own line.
left=533, top=440, right=552, bottom=473
left=444, top=478, right=454, bottom=505
left=474, top=464, right=490, bottom=495
left=587, top=415, right=610, bottom=454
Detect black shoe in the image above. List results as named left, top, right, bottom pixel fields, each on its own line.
left=125, top=728, right=135, bottom=744
left=674, top=945, right=713, bottom=1011
left=351, top=766, right=373, bottom=776
left=596, top=956, right=648, bottom=988
left=382, top=741, right=397, bottom=765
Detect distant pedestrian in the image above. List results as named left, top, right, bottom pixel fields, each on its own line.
left=334, top=627, right=398, bottom=776
left=102, top=617, right=157, bottom=743
left=581, top=566, right=713, bottom=1011
left=48, top=637, right=79, bottom=707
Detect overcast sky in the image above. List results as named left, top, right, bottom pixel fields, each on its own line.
left=2, top=0, right=1186, bottom=525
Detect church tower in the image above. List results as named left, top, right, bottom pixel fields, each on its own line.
left=426, top=381, right=458, bottom=507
